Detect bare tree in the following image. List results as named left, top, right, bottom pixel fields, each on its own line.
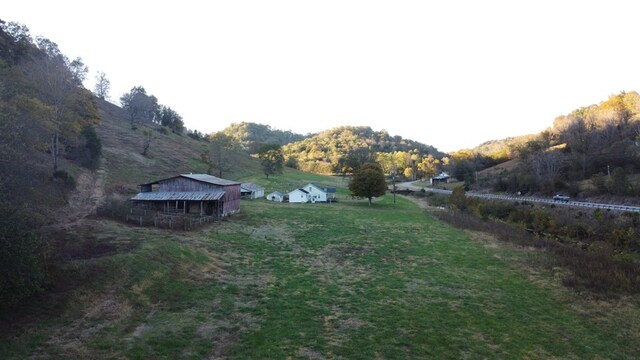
left=24, top=37, right=94, bottom=173
left=93, top=71, right=110, bottom=100
left=141, top=129, right=153, bottom=156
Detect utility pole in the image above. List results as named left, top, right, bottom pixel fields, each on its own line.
left=392, top=171, right=397, bottom=204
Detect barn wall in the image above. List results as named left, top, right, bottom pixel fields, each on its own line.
left=159, top=177, right=223, bottom=192
left=222, top=184, right=241, bottom=215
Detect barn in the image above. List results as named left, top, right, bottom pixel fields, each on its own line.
left=241, top=183, right=265, bottom=199
left=131, top=173, right=241, bottom=217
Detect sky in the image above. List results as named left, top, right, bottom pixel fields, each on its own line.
left=4, top=1, right=640, bottom=152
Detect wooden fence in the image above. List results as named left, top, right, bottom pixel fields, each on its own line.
left=125, top=209, right=215, bottom=230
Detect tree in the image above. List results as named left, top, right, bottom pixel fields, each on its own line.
left=450, top=186, right=467, bottom=211
left=120, top=86, right=158, bottom=128
left=417, top=154, right=441, bottom=179
left=141, top=128, right=152, bottom=156
left=157, top=105, right=184, bottom=133
left=206, top=133, right=235, bottom=177
left=257, top=144, right=284, bottom=179
left=25, top=36, right=99, bottom=173
left=93, top=71, right=110, bottom=100
left=349, top=162, right=387, bottom=206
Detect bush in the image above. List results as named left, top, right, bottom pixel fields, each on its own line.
left=52, top=170, right=76, bottom=190
left=450, top=186, right=468, bottom=211
left=0, top=206, right=45, bottom=309
left=436, top=208, right=640, bottom=294
left=97, top=195, right=132, bottom=219
left=80, top=126, right=102, bottom=169
left=424, top=192, right=449, bottom=207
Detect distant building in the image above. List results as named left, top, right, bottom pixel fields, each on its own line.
left=241, top=183, right=265, bottom=199
left=131, top=173, right=241, bottom=217
left=288, top=188, right=310, bottom=203
left=288, top=183, right=337, bottom=203
left=430, top=172, right=450, bottom=185
left=266, top=191, right=284, bottom=202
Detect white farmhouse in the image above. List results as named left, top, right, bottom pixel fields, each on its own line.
left=288, top=188, right=310, bottom=203
left=301, top=183, right=337, bottom=203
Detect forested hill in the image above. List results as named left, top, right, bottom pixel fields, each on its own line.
left=465, top=91, right=640, bottom=197
left=219, top=121, right=306, bottom=153
left=282, top=126, right=445, bottom=174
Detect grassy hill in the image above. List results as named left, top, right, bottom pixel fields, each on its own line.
left=3, top=194, right=640, bottom=358
left=94, top=99, right=335, bottom=195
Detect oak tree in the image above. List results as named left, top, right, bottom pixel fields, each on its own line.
left=349, top=162, right=387, bottom=206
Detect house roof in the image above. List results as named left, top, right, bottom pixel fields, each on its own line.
left=141, top=174, right=240, bottom=187
left=290, top=188, right=309, bottom=194
left=241, top=183, right=265, bottom=191
left=132, top=191, right=226, bottom=201
left=431, top=172, right=450, bottom=180
left=309, top=183, right=337, bottom=193
left=268, top=191, right=284, bottom=196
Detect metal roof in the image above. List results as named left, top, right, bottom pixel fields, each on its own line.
left=182, top=174, right=240, bottom=186
left=140, top=174, right=240, bottom=187
left=131, top=191, right=225, bottom=201
left=290, top=188, right=309, bottom=194
left=241, top=183, right=265, bottom=191
left=310, top=183, right=337, bottom=193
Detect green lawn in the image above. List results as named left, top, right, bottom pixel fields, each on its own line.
left=3, top=195, right=639, bottom=358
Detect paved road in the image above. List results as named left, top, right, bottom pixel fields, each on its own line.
left=396, top=181, right=640, bottom=213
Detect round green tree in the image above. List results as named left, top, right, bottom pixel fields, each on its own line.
left=349, top=163, right=387, bottom=206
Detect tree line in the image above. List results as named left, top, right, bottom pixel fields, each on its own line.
left=282, top=126, right=445, bottom=177
left=492, top=91, right=640, bottom=195
left=0, top=20, right=104, bottom=308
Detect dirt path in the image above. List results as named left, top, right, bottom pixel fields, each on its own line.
left=51, top=166, right=106, bottom=230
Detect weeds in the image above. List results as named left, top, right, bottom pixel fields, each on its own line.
left=434, top=210, right=640, bottom=295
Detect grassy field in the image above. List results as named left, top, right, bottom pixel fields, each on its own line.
left=3, top=194, right=640, bottom=358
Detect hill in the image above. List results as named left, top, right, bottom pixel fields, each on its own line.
left=95, top=103, right=338, bottom=195
left=282, top=125, right=446, bottom=174
left=446, top=91, right=640, bottom=198
left=217, top=121, right=307, bottom=153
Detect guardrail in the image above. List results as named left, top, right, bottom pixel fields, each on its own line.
left=423, top=188, right=640, bottom=213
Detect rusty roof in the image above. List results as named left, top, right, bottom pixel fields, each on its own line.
left=131, top=191, right=225, bottom=201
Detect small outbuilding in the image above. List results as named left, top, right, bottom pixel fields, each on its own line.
left=266, top=191, right=284, bottom=202
left=430, top=172, right=451, bottom=185
left=241, top=183, right=265, bottom=199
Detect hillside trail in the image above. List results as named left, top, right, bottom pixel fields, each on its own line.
left=50, top=164, right=107, bottom=231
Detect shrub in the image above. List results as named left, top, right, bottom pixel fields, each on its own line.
left=0, top=206, right=45, bottom=309
left=97, top=195, right=132, bottom=219
left=80, top=126, right=102, bottom=169
left=450, top=186, right=467, bottom=211
left=52, top=170, right=76, bottom=190
left=436, top=208, right=640, bottom=294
